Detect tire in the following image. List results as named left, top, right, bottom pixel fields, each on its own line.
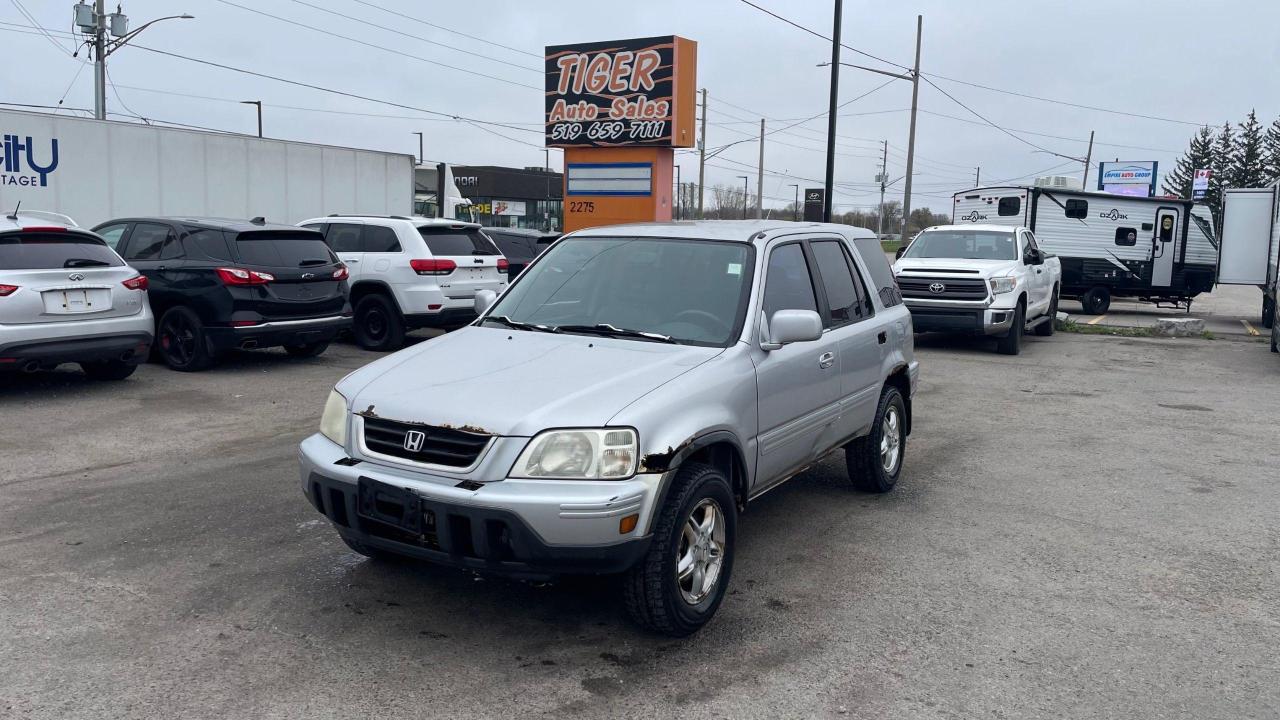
left=353, top=294, right=405, bottom=352
left=80, top=360, right=138, bottom=381
left=1262, top=295, right=1275, bottom=329
left=996, top=301, right=1024, bottom=355
left=1034, top=286, right=1058, bottom=337
left=844, top=386, right=907, bottom=493
left=156, top=306, right=215, bottom=372
left=1081, top=286, right=1111, bottom=315
left=284, top=340, right=330, bottom=358
left=623, top=462, right=736, bottom=637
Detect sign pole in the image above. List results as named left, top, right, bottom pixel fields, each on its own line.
left=822, top=0, right=843, bottom=223
left=698, top=88, right=708, bottom=219
left=756, top=119, right=765, bottom=220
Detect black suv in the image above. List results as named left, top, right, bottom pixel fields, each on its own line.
left=91, top=217, right=351, bottom=371
left=481, top=228, right=559, bottom=278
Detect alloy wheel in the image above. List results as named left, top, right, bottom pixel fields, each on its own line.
left=880, top=405, right=902, bottom=474
left=676, top=498, right=726, bottom=605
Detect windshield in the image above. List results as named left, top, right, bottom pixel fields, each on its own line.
left=485, top=237, right=754, bottom=347
left=904, top=230, right=1017, bottom=260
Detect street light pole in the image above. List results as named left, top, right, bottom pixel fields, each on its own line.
left=899, top=15, right=922, bottom=241
left=756, top=118, right=765, bottom=220
left=822, top=0, right=843, bottom=223
left=788, top=184, right=799, bottom=221
left=241, top=101, right=262, bottom=138
left=738, top=175, right=749, bottom=220
left=87, top=4, right=194, bottom=121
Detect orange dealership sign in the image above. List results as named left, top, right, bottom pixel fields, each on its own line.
left=545, top=36, right=697, bottom=148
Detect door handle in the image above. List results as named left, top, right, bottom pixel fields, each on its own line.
left=347, top=258, right=360, bottom=263
left=877, top=331, right=887, bottom=344
left=818, top=351, right=836, bottom=369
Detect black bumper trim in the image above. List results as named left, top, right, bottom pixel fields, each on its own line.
left=306, top=472, right=650, bottom=580
left=908, top=306, right=987, bottom=333
left=204, top=319, right=350, bottom=351
left=0, top=332, right=151, bottom=366
left=404, top=307, right=477, bottom=330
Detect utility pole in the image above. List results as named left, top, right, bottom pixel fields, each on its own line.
left=756, top=119, right=765, bottom=220
left=1082, top=130, right=1095, bottom=189
left=241, top=101, right=263, bottom=137
left=674, top=164, right=682, bottom=220
left=738, top=176, right=749, bottom=219
left=78, top=2, right=194, bottom=120
left=900, top=14, right=922, bottom=241
left=877, top=140, right=888, bottom=237
left=697, top=88, right=708, bottom=219
left=788, top=184, right=799, bottom=221
left=93, top=0, right=107, bottom=120
left=822, top=0, right=843, bottom=223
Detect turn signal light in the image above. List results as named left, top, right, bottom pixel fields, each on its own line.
left=409, top=259, right=456, bottom=276
left=121, top=275, right=148, bottom=291
left=0, top=284, right=18, bottom=297
left=619, top=513, right=639, bottom=534
left=216, top=267, right=274, bottom=285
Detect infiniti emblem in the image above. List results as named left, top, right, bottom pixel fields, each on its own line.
left=403, top=429, right=426, bottom=453
left=929, top=282, right=946, bottom=294
left=68, top=273, right=85, bottom=281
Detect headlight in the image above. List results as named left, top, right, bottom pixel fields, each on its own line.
left=989, top=276, right=1016, bottom=295
left=319, top=389, right=348, bottom=447
left=510, top=428, right=637, bottom=480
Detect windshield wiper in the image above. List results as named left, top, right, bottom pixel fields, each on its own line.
left=553, top=323, right=677, bottom=343
left=63, top=258, right=111, bottom=268
left=471, top=250, right=496, bottom=256
left=481, top=315, right=558, bottom=333
left=297, top=258, right=330, bottom=267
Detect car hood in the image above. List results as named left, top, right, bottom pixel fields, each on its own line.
left=893, top=257, right=1019, bottom=277
left=338, top=326, right=724, bottom=437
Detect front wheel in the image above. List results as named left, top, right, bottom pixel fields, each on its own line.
left=623, top=463, right=736, bottom=637
left=1034, top=287, right=1058, bottom=336
left=845, top=386, right=906, bottom=493
left=996, top=302, right=1024, bottom=355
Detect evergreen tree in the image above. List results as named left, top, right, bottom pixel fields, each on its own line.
left=1206, top=121, right=1234, bottom=229
left=1264, top=115, right=1280, bottom=184
left=1162, top=125, right=1214, bottom=198
left=1230, top=109, right=1267, bottom=188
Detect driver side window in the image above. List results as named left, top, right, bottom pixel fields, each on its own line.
left=762, top=243, right=818, bottom=322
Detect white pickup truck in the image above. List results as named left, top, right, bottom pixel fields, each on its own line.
left=892, top=224, right=1061, bottom=355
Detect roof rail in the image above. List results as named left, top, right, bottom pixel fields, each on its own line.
left=324, top=214, right=412, bottom=220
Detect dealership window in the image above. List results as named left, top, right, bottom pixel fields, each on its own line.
left=1114, top=227, right=1137, bottom=246
left=1065, top=199, right=1088, bottom=219
left=997, top=196, right=1021, bottom=216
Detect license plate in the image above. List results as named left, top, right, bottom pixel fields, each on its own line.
left=42, top=288, right=108, bottom=314
left=357, top=478, right=428, bottom=533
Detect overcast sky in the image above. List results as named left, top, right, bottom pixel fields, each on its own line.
left=6, top=0, right=1280, bottom=213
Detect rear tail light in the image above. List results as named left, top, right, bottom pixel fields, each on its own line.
left=0, top=284, right=18, bottom=297
left=121, top=275, right=148, bottom=291
left=410, top=259, right=456, bottom=276
left=20, top=226, right=67, bottom=232
left=332, top=264, right=349, bottom=281
left=497, top=258, right=509, bottom=274
left=216, top=267, right=274, bottom=285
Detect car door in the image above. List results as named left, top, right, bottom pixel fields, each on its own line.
left=809, top=237, right=884, bottom=439
left=119, top=221, right=183, bottom=310
left=752, top=240, right=843, bottom=490
left=1022, top=230, right=1050, bottom=310
left=359, top=223, right=403, bottom=286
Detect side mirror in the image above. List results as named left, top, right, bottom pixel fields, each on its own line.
left=762, top=309, right=823, bottom=350
left=1024, top=248, right=1044, bottom=265
left=895, top=246, right=908, bottom=260
left=474, top=289, right=498, bottom=315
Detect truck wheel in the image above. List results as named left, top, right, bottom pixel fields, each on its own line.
left=1034, top=287, right=1058, bottom=336
left=80, top=360, right=138, bottom=381
left=996, top=302, right=1024, bottom=355
left=353, top=294, right=405, bottom=352
left=1081, top=286, right=1110, bottom=315
left=623, top=462, right=736, bottom=637
left=157, top=306, right=215, bottom=372
left=284, top=340, right=330, bottom=358
left=844, top=386, right=906, bottom=493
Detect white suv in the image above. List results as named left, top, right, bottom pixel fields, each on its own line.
left=297, top=216, right=508, bottom=350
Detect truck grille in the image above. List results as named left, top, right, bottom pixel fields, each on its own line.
left=898, top=277, right=988, bottom=300
left=362, top=417, right=491, bottom=468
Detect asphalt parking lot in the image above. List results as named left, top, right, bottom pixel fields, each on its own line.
left=2, top=331, right=1278, bottom=719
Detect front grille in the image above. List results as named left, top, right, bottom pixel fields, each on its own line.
left=898, top=277, right=988, bottom=300
left=362, top=417, right=491, bottom=468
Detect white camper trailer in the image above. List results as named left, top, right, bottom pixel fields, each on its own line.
left=953, top=186, right=1216, bottom=313
left=1216, top=184, right=1279, bottom=330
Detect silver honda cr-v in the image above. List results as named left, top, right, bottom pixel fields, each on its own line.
left=300, top=220, right=918, bottom=635
left=0, top=211, right=153, bottom=380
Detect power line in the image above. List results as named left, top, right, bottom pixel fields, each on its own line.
left=343, top=0, right=543, bottom=59
left=735, top=0, right=911, bottom=72
left=916, top=109, right=1179, bottom=154
left=208, top=0, right=540, bottom=91
left=9, top=0, right=74, bottom=56
left=919, top=75, right=1077, bottom=159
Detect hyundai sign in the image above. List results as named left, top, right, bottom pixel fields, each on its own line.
left=1097, top=160, right=1158, bottom=197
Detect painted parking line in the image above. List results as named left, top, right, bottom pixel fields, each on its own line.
left=1241, top=320, right=1260, bottom=336
left=1086, top=315, right=1107, bottom=325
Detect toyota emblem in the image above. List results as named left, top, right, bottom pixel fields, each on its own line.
left=928, top=282, right=946, bottom=294
left=68, top=273, right=85, bottom=281
left=403, top=430, right=426, bottom=453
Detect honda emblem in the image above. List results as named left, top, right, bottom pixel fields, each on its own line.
left=929, top=282, right=946, bottom=294
left=403, top=430, right=426, bottom=453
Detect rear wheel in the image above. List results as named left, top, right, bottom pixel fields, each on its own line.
left=1081, top=286, right=1111, bottom=315
left=623, top=462, right=736, bottom=637
left=845, top=386, right=906, bottom=493
left=996, top=302, right=1024, bottom=355
left=157, top=306, right=215, bottom=372
left=1034, top=287, right=1059, bottom=336
left=284, top=340, right=330, bottom=358
left=80, top=360, right=138, bottom=381
left=353, top=294, right=405, bottom=351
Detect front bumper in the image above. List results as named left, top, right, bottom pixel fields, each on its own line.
left=905, top=301, right=1015, bottom=336
left=299, top=433, right=660, bottom=578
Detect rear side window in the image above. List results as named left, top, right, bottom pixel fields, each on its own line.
left=1065, top=199, right=1088, bottom=219
left=182, top=228, right=233, bottom=261
left=323, top=224, right=362, bottom=254
left=95, top=223, right=128, bottom=250
left=998, top=196, right=1021, bottom=216
left=124, top=223, right=177, bottom=261
left=234, top=231, right=336, bottom=267
left=811, top=240, right=870, bottom=326
left=488, top=233, right=533, bottom=262
left=762, top=243, right=818, bottom=319
left=418, top=227, right=499, bottom=256
left=851, top=237, right=903, bottom=307
left=0, top=232, right=124, bottom=269
left=363, top=225, right=402, bottom=253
